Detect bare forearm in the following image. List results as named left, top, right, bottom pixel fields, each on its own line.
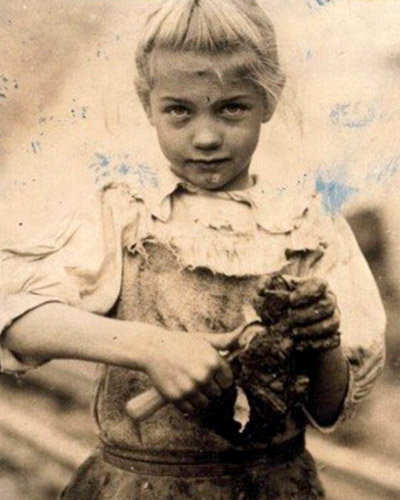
left=3, top=303, right=155, bottom=370
left=299, top=346, right=349, bottom=426
left=3, top=303, right=240, bottom=410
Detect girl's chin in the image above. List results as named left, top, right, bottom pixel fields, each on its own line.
left=170, top=165, right=251, bottom=191
left=171, top=168, right=227, bottom=190
left=190, top=172, right=253, bottom=191
left=190, top=173, right=231, bottom=190
left=197, top=172, right=225, bottom=188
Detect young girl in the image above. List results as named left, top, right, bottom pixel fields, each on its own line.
left=0, top=1, right=386, bottom=499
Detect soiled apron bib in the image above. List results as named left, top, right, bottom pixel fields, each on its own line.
left=61, top=244, right=324, bottom=500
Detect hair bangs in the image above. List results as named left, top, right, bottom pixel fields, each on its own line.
left=140, top=0, right=267, bottom=54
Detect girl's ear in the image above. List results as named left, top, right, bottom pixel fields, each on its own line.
left=262, top=97, right=275, bottom=123
left=262, top=75, right=286, bottom=123
left=136, top=83, right=155, bottom=126
left=262, top=109, right=272, bottom=123
left=143, top=101, right=155, bottom=127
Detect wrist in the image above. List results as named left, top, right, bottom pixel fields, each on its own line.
left=109, top=320, right=165, bottom=372
left=302, top=345, right=349, bottom=427
left=295, top=345, right=345, bottom=377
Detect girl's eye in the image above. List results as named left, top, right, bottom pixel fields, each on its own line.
left=164, top=105, right=191, bottom=119
left=220, top=103, right=248, bottom=118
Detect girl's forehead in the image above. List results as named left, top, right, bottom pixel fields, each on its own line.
left=149, top=49, right=258, bottom=89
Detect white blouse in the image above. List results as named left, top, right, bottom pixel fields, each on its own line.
left=0, top=166, right=386, bottom=430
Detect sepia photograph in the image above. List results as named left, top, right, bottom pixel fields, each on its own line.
left=0, top=1, right=399, bottom=499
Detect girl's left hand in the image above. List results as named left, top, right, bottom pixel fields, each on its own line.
left=288, top=277, right=341, bottom=352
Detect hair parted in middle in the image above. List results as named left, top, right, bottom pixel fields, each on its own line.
left=135, top=0, right=286, bottom=121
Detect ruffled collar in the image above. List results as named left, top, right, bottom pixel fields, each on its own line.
left=116, top=164, right=316, bottom=234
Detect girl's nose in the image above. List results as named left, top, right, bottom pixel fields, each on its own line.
left=192, top=121, right=223, bottom=150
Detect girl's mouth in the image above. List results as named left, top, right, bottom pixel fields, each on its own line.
left=186, top=159, right=229, bottom=170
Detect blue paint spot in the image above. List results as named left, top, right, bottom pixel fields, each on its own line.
left=315, top=172, right=357, bottom=215
left=366, top=156, right=399, bottom=184
left=305, top=0, right=332, bottom=9
left=330, top=101, right=376, bottom=129
left=118, top=163, right=131, bottom=176
left=88, top=153, right=112, bottom=185
left=94, top=153, right=110, bottom=168
left=133, top=164, right=159, bottom=188
left=88, top=154, right=159, bottom=189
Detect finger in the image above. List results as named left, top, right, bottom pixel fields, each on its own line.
left=292, top=309, right=340, bottom=339
left=256, top=274, right=275, bottom=294
left=204, top=329, right=243, bottom=351
left=289, top=278, right=327, bottom=307
left=188, top=391, right=210, bottom=410
left=291, top=290, right=336, bottom=309
left=214, top=361, right=233, bottom=390
left=289, top=296, right=336, bottom=326
left=176, top=400, right=196, bottom=415
left=201, top=379, right=222, bottom=400
left=296, top=333, right=341, bottom=353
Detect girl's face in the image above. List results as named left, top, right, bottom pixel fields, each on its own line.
left=144, top=50, right=267, bottom=190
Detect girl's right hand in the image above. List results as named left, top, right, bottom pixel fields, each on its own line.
left=141, top=328, right=240, bottom=414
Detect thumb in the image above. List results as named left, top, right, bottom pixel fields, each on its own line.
left=289, top=277, right=327, bottom=307
left=201, top=327, right=244, bottom=351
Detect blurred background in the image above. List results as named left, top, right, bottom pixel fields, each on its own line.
left=1, top=0, right=400, bottom=498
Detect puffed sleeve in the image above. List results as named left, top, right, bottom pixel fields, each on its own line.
left=304, top=210, right=386, bottom=431
left=0, top=185, right=140, bottom=374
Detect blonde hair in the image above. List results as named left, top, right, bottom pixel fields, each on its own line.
left=135, top=0, right=286, bottom=120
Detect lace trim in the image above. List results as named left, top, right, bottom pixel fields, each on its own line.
left=342, top=341, right=385, bottom=420
left=122, top=186, right=329, bottom=277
